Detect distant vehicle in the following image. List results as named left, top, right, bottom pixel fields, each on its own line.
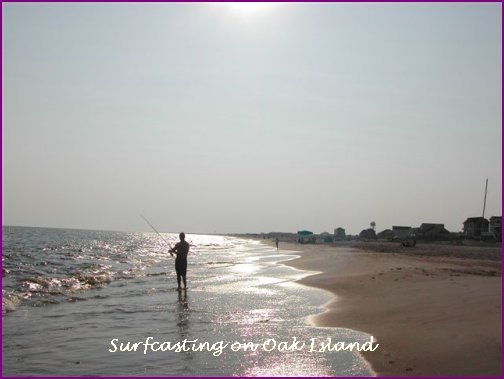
left=401, top=234, right=417, bottom=247
left=391, top=229, right=416, bottom=247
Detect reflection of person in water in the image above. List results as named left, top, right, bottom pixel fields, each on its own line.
left=177, top=290, right=190, bottom=341
left=178, top=290, right=188, bottom=311
left=170, top=232, right=190, bottom=290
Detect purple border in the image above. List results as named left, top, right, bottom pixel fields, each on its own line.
left=0, top=1, right=502, bottom=379
left=0, top=1, right=503, bottom=3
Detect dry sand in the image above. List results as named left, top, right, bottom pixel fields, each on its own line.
left=272, top=240, right=502, bottom=376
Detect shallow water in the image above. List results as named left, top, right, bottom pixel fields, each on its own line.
left=2, top=226, right=374, bottom=376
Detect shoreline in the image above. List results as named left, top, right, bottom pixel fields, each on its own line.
left=267, top=240, right=502, bottom=376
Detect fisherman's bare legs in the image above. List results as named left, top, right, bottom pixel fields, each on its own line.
left=177, top=274, right=182, bottom=290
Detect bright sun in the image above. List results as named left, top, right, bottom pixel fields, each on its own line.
left=228, top=3, right=271, bottom=14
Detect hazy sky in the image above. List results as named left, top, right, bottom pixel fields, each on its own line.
left=2, top=3, right=502, bottom=234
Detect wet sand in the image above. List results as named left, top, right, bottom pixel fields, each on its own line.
left=274, top=241, right=502, bottom=376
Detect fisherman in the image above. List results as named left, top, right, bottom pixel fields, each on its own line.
left=170, top=232, right=190, bottom=290
left=275, top=237, right=279, bottom=249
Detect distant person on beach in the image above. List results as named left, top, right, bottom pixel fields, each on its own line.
left=275, top=238, right=279, bottom=249
left=170, top=232, right=190, bottom=290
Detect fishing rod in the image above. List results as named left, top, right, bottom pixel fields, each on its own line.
left=140, top=214, right=174, bottom=257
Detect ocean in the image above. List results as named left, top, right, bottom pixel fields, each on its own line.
left=2, top=226, right=374, bottom=376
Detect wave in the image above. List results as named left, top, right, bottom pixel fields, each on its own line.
left=22, top=271, right=113, bottom=293
left=2, top=291, right=23, bottom=314
left=1, top=271, right=114, bottom=314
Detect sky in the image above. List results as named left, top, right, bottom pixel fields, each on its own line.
left=2, top=3, right=502, bottom=235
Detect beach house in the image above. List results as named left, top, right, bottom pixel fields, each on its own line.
left=418, top=223, right=450, bottom=240
left=489, top=216, right=502, bottom=241
left=463, top=217, right=489, bottom=238
left=391, top=226, right=412, bottom=240
left=334, top=227, right=346, bottom=240
left=359, top=228, right=376, bottom=241
left=376, top=229, right=393, bottom=240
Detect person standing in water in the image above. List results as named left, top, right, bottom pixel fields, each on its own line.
left=170, top=232, right=190, bottom=290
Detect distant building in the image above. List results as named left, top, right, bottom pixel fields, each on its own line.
left=489, top=216, right=502, bottom=241
left=392, top=226, right=411, bottom=232
left=297, top=230, right=315, bottom=244
left=489, top=216, right=501, bottom=232
left=320, top=232, right=333, bottom=243
left=463, top=217, right=489, bottom=238
left=418, top=223, right=450, bottom=240
left=334, top=227, right=346, bottom=240
left=392, top=226, right=411, bottom=239
left=359, top=228, right=376, bottom=240
left=377, top=229, right=393, bottom=240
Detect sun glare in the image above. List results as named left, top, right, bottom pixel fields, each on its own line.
left=228, top=2, right=272, bottom=14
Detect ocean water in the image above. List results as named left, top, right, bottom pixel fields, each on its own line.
left=2, top=226, right=374, bottom=376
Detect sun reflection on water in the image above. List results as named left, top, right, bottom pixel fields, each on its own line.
left=244, top=354, right=334, bottom=377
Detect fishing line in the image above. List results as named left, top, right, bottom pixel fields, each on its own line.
left=140, top=214, right=174, bottom=257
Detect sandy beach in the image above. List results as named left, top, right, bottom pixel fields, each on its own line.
left=274, top=240, right=502, bottom=376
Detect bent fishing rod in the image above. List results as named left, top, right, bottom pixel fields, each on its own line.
left=140, top=214, right=174, bottom=257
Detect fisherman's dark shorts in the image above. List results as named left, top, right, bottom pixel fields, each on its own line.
left=175, top=259, right=187, bottom=277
